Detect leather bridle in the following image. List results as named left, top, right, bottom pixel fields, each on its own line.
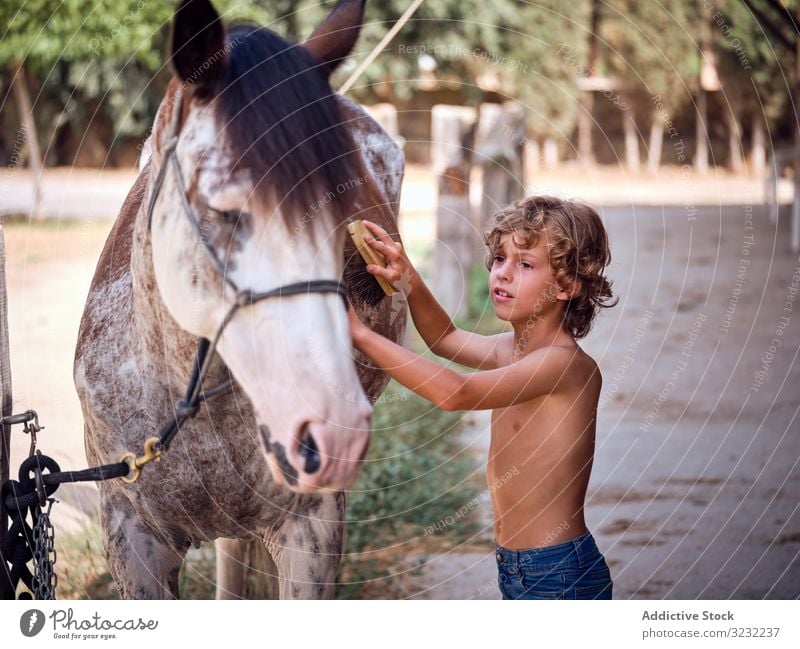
left=142, top=86, right=348, bottom=458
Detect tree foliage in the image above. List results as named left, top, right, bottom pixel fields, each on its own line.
left=0, top=0, right=796, bottom=166
left=713, top=0, right=795, bottom=125
left=601, top=0, right=703, bottom=117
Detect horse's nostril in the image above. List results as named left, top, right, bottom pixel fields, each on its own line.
left=299, top=425, right=321, bottom=474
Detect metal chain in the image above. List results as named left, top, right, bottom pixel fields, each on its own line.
left=31, top=499, right=57, bottom=600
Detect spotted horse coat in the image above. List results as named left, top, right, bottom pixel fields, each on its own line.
left=73, top=0, right=406, bottom=599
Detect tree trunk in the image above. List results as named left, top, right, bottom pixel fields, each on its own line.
left=695, top=88, right=710, bottom=173
left=431, top=105, right=477, bottom=320
left=11, top=62, right=44, bottom=221
left=578, top=91, right=595, bottom=165
left=647, top=117, right=664, bottom=173
left=727, top=110, right=744, bottom=174
left=579, top=0, right=601, bottom=165
left=751, top=113, right=766, bottom=176
left=622, top=103, right=640, bottom=173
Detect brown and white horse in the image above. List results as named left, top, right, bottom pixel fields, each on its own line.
left=73, top=0, right=405, bottom=599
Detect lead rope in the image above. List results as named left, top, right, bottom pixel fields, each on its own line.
left=2, top=76, right=351, bottom=598
left=0, top=334, right=234, bottom=599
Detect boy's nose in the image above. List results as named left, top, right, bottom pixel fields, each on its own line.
left=497, top=262, right=513, bottom=281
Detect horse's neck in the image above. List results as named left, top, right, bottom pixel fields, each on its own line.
left=127, top=170, right=197, bottom=390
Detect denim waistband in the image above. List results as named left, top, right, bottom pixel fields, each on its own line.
left=495, top=531, right=603, bottom=570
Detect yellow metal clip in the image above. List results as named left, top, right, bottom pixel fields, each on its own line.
left=120, top=437, right=162, bottom=484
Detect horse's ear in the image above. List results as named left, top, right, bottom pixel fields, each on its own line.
left=170, top=0, right=226, bottom=94
left=303, top=0, right=365, bottom=78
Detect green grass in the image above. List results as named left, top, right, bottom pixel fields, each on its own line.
left=336, top=385, right=483, bottom=598
left=51, top=519, right=118, bottom=600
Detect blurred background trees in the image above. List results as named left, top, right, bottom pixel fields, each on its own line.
left=0, top=0, right=797, bottom=171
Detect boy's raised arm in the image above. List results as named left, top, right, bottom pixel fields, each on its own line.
left=347, top=305, right=575, bottom=411
left=361, top=220, right=504, bottom=370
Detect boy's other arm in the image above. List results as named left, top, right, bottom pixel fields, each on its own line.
left=361, top=220, right=506, bottom=370
left=349, top=305, right=577, bottom=411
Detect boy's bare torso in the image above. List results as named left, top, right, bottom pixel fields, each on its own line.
left=487, top=333, right=602, bottom=550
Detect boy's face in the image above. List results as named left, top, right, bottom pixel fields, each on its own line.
left=488, top=230, right=571, bottom=324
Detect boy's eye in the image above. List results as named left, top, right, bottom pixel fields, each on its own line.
left=521, top=262, right=533, bottom=269
left=493, top=255, right=504, bottom=264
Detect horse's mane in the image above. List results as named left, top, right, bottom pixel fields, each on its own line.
left=215, top=24, right=360, bottom=228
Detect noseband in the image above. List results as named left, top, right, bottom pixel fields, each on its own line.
left=143, top=86, right=348, bottom=454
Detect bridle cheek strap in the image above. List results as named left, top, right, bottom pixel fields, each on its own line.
left=143, top=85, right=349, bottom=454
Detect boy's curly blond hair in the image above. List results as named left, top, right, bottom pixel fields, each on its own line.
left=482, top=196, right=617, bottom=339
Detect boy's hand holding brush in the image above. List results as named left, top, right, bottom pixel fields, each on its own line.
left=346, top=219, right=415, bottom=337
left=347, top=219, right=412, bottom=292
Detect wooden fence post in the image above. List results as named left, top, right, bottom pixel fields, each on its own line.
left=431, top=105, right=476, bottom=319
left=476, top=102, right=525, bottom=231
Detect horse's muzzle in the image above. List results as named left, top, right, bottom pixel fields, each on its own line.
left=260, top=408, right=372, bottom=492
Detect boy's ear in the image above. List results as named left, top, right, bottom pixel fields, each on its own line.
left=556, top=278, right=581, bottom=301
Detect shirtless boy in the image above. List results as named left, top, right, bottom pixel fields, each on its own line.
left=347, top=195, right=617, bottom=599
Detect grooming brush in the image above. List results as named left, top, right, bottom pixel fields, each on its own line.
left=345, top=220, right=397, bottom=306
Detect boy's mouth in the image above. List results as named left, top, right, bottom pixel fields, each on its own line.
left=493, top=287, right=514, bottom=302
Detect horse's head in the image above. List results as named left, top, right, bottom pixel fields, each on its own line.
left=147, top=0, right=373, bottom=492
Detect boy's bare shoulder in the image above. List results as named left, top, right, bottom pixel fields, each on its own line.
left=488, top=335, right=600, bottom=402
left=520, top=343, right=600, bottom=391
left=560, top=344, right=601, bottom=392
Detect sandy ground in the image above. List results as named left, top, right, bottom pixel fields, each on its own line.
left=2, top=220, right=107, bottom=533
left=1, top=165, right=798, bottom=598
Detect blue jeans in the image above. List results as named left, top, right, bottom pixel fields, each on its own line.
left=495, top=531, right=613, bottom=600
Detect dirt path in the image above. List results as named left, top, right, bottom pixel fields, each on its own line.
left=583, top=203, right=799, bottom=598
left=0, top=164, right=791, bottom=223
left=3, top=221, right=111, bottom=533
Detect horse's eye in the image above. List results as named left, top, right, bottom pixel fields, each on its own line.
left=208, top=207, right=245, bottom=226
left=220, top=210, right=241, bottom=225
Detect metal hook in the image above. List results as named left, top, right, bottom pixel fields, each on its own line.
left=120, top=437, right=162, bottom=484
left=22, top=411, right=43, bottom=458
left=33, top=463, right=47, bottom=508
left=45, top=497, right=58, bottom=517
